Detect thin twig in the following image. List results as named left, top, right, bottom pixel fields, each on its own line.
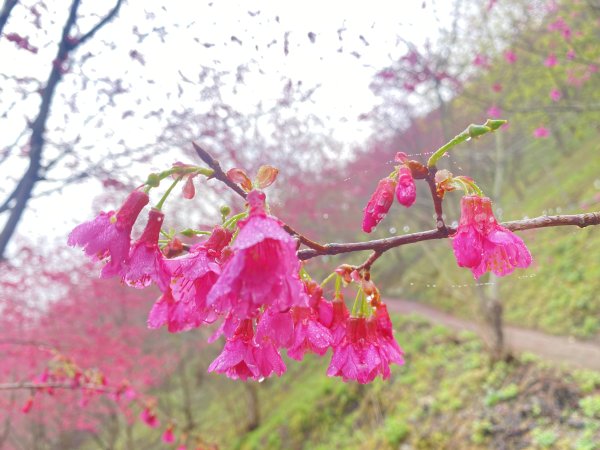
left=192, top=142, right=327, bottom=252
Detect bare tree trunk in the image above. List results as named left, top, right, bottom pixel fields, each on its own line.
left=0, top=0, right=124, bottom=260
left=244, top=382, right=260, bottom=432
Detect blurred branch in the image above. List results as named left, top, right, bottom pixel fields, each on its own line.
left=0, top=0, right=18, bottom=37
left=74, top=0, right=124, bottom=48
left=0, top=381, right=115, bottom=393
left=0, top=0, right=126, bottom=259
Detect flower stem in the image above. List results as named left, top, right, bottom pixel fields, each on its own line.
left=155, top=177, right=183, bottom=210
left=320, top=272, right=338, bottom=289
left=427, top=119, right=507, bottom=167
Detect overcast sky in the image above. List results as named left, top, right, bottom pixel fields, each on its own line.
left=1, top=0, right=455, bottom=254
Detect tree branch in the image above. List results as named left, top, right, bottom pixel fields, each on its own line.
left=0, top=381, right=116, bottom=394
left=0, top=0, right=19, bottom=38
left=297, top=211, right=600, bottom=261
left=192, top=141, right=327, bottom=252
left=72, top=0, right=124, bottom=48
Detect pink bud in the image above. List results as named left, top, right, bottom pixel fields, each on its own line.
left=182, top=176, right=195, bottom=199
left=226, top=168, right=253, bottom=191
left=395, top=167, right=416, bottom=208
left=362, top=178, right=396, bottom=233
left=255, top=165, right=279, bottom=188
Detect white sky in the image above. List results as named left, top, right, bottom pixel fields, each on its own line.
left=0, top=0, right=454, bottom=254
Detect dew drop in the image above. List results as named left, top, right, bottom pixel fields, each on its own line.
left=451, top=220, right=458, bottom=228
left=403, top=225, right=410, bottom=232
left=389, top=227, right=397, bottom=234
left=258, top=377, right=265, bottom=383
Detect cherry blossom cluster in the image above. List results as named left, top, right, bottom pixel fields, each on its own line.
left=69, top=162, right=404, bottom=384
left=68, top=121, right=536, bottom=385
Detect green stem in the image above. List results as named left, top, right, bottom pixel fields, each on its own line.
left=351, top=288, right=362, bottom=317
left=223, top=211, right=248, bottom=229
left=155, top=176, right=183, bottom=210
left=334, top=275, right=342, bottom=298
left=427, top=119, right=507, bottom=167
left=427, top=131, right=470, bottom=167
left=320, top=272, right=338, bottom=289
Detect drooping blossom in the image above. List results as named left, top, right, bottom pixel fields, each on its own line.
left=327, top=314, right=403, bottom=384
left=544, top=53, right=558, bottom=68
left=550, top=88, right=562, bottom=102
left=487, top=105, right=502, bottom=118
left=68, top=190, right=149, bottom=278
left=162, top=426, right=175, bottom=444
left=504, top=50, right=517, bottom=64
left=329, top=297, right=350, bottom=346
left=140, top=407, right=160, bottom=428
left=208, top=319, right=260, bottom=380
left=207, top=190, right=306, bottom=319
left=533, top=126, right=550, bottom=138
left=161, top=227, right=232, bottom=331
left=287, top=303, right=333, bottom=361
left=395, top=167, right=416, bottom=208
left=451, top=195, right=532, bottom=279
left=362, top=178, right=396, bottom=233
left=373, top=304, right=405, bottom=373
left=472, top=54, right=490, bottom=69
left=122, top=208, right=169, bottom=290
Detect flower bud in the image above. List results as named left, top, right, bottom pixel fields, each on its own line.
left=227, top=168, right=253, bottom=192
left=146, top=173, right=160, bottom=187
left=255, top=165, right=279, bottom=188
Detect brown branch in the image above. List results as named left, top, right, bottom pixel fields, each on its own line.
left=192, top=141, right=248, bottom=198
left=192, top=141, right=327, bottom=252
left=297, top=211, right=600, bottom=261
left=425, top=166, right=447, bottom=232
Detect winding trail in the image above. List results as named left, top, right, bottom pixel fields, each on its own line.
left=386, top=298, right=600, bottom=372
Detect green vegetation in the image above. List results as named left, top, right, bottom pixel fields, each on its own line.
left=124, top=316, right=600, bottom=449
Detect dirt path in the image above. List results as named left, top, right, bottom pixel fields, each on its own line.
left=386, top=298, right=600, bottom=372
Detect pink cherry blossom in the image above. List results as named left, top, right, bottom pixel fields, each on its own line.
left=504, top=50, right=517, bottom=64
left=373, top=305, right=404, bottom=372
left=68, top=190, right=149, bottom=278
left=472, top=54, right=490, bottom=69
left=253, top=340, right=287, bottom=378
left=550, top=88, right=562, bottom=102
left=534, top=126, right=550, bottom=138
left=487, top=105, right=502, bottom=118
left=287, top=306, right=333, bottom=360
left=140, top=407, right=160, bottom=428
left=207, top=191, right=306, bottom=319
left=395, top=167, right=416, bottom=208
left=208, top=319, right=260, bottom=380
left=122, top=208, right=169, bottom=290
left=156, top=227, right=232, bottom=331
left=162, top=426, right=175, bottom=443
left=544, top=53, right=558, bottom=68
left=327, top=315, right=402, bottom=384
left=362, top=178, right=396, bottom=233
left=329, top=298, right=350, bottom=346
left=451, top=196, right=532, bottom=279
